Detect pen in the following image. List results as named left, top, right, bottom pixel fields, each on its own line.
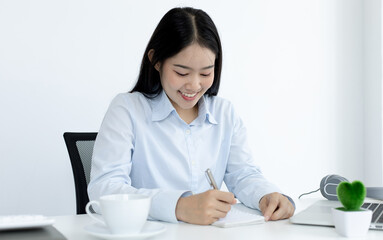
left=205, top=168, right=218, bottom=190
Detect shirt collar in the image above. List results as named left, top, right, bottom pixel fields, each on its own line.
left=151, top=90, right=218, bottom=125
left=151, top=90, right=175, bottom=122
left=196, top=95, right=218, bottom=125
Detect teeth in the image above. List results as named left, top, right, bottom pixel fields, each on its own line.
left=181, top=92, right=197, bottom=98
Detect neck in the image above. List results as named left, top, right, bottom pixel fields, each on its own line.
left=175, top=105, right=198, bottom=124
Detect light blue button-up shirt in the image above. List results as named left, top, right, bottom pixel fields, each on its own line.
left=88, top=90, right=282, bottom=223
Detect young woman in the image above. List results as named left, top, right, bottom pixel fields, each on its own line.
left=88, top=7, right=294, bottom=225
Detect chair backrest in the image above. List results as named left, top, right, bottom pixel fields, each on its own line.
left=63, top=132, right=97, bottom=214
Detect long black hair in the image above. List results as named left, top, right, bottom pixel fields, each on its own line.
left=130, top=7, right=222, bottom=98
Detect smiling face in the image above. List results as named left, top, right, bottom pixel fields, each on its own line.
left=155, top=43, right=215, bottom=119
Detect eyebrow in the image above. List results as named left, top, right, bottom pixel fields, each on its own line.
left=173, top=64, right=214, bottom=71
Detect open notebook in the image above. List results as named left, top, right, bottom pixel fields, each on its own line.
left=212, top=203, right=265, bottom=228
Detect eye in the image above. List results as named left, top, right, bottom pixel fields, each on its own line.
left=175, top=71, right=188, bottom=77
left=201, top=73, right=212, bottom=77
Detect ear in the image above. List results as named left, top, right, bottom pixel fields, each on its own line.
left=148, top=49, right=160, bottom=71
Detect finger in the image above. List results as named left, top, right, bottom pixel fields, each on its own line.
left=282, top=199, right=295, bottom=218
left=215, top=191, right=236, bottom=204
left=263, top=198, right=279, bottom=221
left=270, top=207, right=285, bottom=220
left=204, top=216, right=220, bottom=225
left=270, top=200, right=293, bottom=220
left=200, top=207, right=225, bottom=225
left=205, top=206, right=229, bottom=221
left=259, top=198, right=267, bottom=215
left=213, top=208, right=229, bottom=219
left=213, top=199, right=232, bottom=213
left=287, top=204, right=295, bottom=218
left=276, top=206, right=294, bottom=220
left=285, top=208, right=294, bottom=219
left=220, top=197, right=236, bottom=206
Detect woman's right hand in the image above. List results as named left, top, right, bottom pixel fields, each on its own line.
left=175, top=189, right=236, bottom=225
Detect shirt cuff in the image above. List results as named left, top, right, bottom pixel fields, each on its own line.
left=149, top=190, right=191, bottom=223
left=282, top=194, right=296, bottom=209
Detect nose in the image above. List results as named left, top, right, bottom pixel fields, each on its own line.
left=185, top=74, right=201, bottom=91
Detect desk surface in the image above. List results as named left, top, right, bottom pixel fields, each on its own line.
left=53, top=198, right=383, bottom=240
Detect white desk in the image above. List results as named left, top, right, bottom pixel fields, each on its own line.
left=53, top=198, right=383, bottom=240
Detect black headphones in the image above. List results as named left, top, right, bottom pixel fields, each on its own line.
left=298, top=174, right=349, bottom=200
left=319, top=174, right=349, bottom=200
left=299, top=174, right=383, bottom=200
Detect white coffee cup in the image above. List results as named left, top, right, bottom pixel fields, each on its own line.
left=85, top=194, right=151, bottom=234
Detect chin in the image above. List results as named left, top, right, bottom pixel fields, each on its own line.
left=180, top=103, right=197, bottom=110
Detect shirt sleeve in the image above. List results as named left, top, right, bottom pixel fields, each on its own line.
left=87, top=94, right=189, bottom=223
left=223, top=104, right=284, bottom=210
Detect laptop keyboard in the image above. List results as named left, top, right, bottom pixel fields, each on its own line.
left=362, top=202, right=383, bottom=223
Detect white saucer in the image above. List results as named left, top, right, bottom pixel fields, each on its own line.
left=83, top=221, right=166, bottom=240
left=0, top=215, right=55, bottom=230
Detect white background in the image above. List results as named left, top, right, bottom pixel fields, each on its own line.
left=0, top=0, right=382, bottom=216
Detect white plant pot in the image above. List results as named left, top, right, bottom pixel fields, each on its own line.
left=331, top=208, right=372, bottom=237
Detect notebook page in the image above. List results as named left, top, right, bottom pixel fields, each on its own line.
left=212, top=203, right=265, bottom=228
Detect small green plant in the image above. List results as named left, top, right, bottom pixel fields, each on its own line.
left=336, top=180, right=366, bottom=211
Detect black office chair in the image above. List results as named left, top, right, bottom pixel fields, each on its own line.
left=63, top=132, right=97, bottom=214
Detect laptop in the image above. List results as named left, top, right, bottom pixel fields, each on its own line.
left=290, top=200, right=383, bottom=230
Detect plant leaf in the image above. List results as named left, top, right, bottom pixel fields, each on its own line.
left=336, top=181, right=366, bottom=211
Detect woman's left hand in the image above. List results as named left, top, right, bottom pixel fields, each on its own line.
left=259, top=192, right=295, bottom=221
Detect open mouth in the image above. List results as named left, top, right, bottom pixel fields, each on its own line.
left=179, top=91, right=198, bottom=101
left=181, top=92, right=197, bottom=98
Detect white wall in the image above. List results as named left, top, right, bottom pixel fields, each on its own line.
left=0, top=0, right=380, bottom=216
left=364, top=0, right=383, bottom=186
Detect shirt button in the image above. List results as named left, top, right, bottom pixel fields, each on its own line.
left=191, top=161, right=195, bottom=165
left=185, top=129, right=191, bottom=135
